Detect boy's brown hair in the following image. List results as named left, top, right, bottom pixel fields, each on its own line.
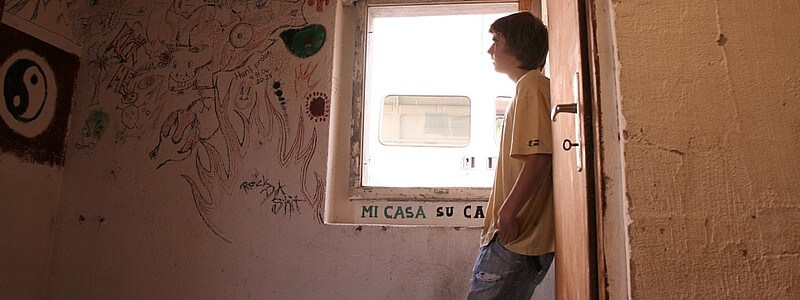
left=490, top=12, right=549, bottom=70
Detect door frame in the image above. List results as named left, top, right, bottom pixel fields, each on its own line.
left=557, top=0, right=619, bottom=298
left=575, top=0, right=601, bottom=297
left=579, top=0, right=630, bottom=299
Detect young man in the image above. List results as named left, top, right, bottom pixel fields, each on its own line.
left=467, top=12, right=554, bottom=299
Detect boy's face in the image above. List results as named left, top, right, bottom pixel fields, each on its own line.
left=488, top=32, right=521, bottom=75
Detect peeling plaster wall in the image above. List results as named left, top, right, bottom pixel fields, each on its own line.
left=0, top=1, right=556, bottom=299
left=612, top=0, right=800, bottom=298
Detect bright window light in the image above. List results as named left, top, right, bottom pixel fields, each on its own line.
left=363, top=3, right=517, bottom=188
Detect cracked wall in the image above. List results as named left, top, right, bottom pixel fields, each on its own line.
left=613, top=0, right=800, bottom=298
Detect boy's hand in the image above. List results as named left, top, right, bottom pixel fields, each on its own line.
left=497, top=209, right=519, bottom=244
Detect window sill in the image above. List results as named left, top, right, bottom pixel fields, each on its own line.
left=350, top=186, right=489, bottom=201
left=326, top=197, right=489, bottom=227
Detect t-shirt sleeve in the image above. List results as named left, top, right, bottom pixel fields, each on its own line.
left=508, top=87, right=552, bottom=159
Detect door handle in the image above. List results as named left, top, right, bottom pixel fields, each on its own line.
left=550, top=103, right=577, bottom=122
left=549, top=72, right=583, bottom=172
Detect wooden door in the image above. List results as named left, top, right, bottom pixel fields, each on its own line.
left=546, top=0, right=599, bottom=299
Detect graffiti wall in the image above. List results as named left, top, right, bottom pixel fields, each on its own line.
left=5, top=0, right=333, bottom=244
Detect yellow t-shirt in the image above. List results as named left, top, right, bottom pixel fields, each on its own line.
left=479, top=69, right=555, bottom=256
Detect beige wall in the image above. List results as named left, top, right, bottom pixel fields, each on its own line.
left=1, top=2, right=70, bottom=298
left=612, top=0, right=800, bottom=298
left=0, top=156, right=62, bottom=299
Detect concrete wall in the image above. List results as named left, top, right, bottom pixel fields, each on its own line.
left=4, top=1, right=555, bottom=299
left=612, top=0, right=800, bottom=298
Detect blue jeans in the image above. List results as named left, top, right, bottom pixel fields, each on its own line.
left=467, top=237, right=554, bottom=300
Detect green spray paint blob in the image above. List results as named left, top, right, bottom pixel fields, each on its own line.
left=86, top=109, right=110, bottom=139
left=280, top=24, right=326, bottom=58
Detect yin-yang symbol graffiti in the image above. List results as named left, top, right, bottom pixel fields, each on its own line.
left=0, top=50, right=57, bottom=138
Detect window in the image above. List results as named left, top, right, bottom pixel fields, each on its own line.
left=361, top=2, right=516, bottom=189
left=325, top=0, right=521, bottom=226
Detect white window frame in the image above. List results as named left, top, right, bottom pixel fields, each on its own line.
left=351, top=0, right=518, bottom=202
left=325, top=0, right=522, bottom=226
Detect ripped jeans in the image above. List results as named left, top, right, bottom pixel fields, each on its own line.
left=467, top=237, right=554, bottom=300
